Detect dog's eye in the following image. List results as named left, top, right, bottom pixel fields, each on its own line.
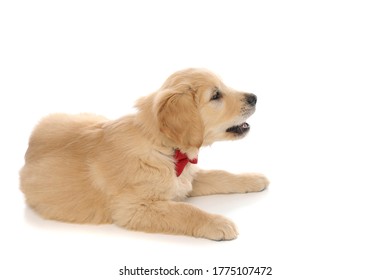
left=210, top=90, right=222, bottom=101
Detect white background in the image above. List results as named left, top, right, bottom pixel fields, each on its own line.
left=1, top=0, right=389, bottom=279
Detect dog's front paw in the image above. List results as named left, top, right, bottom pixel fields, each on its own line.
left=197, top=215, right=238, bottom=241
left=241, top=173, right=269, bottom=193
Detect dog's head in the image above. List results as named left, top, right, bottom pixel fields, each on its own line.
left=141, top=68, right=257, bottom=151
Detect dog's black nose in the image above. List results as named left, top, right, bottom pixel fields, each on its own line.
left=245, top=93, right=257, bottom=106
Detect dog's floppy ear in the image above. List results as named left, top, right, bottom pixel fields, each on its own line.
left=156, top=87, right=204, bottom=149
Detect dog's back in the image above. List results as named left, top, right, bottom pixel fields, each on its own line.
left=20, top=113, right=112, bottom=224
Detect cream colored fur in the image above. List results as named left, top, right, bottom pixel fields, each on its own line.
left=20, top=68, right=268, bottom=240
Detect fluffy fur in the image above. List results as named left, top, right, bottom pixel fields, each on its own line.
left=20, top=68, right=268, bottom=240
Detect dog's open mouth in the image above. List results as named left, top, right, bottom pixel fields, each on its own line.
left=226, top=122, right=250, bottom=135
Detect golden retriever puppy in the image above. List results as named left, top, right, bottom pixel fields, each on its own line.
left=20, top=68, right=268, bottom=240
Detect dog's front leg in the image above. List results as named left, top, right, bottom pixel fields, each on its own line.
left=189, top=170, right=269, bottom=197
left=111, top=195, right=238, bottom=241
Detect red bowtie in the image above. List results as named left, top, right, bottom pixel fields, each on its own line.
left=174, top=150, right=198, bottom=176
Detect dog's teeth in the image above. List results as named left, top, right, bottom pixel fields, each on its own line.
left=242, top=123, right=249, bottom=128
